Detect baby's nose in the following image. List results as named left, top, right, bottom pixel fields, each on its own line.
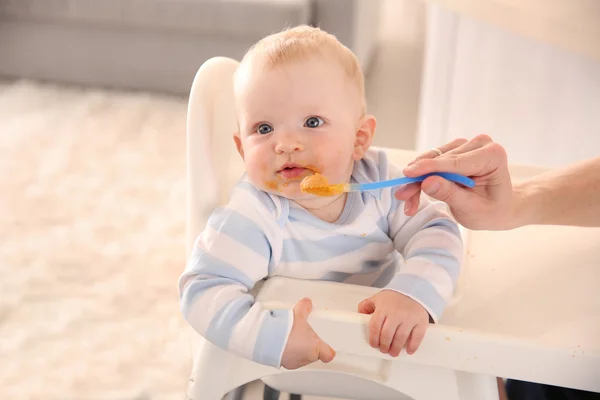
left=275, top=132, right=304, bottom=153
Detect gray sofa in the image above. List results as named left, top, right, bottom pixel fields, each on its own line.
left=0, top=0, right=379, bottom=94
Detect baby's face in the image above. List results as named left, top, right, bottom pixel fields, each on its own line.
left=234, top=56, right=369, bottom=200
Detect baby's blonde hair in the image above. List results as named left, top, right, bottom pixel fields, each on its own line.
left=235, top=25, right=366, bottom=113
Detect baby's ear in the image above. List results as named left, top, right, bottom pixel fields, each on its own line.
left=352, top=115, right=376, bottom=160
left=233, top=133, right=245, bottom=160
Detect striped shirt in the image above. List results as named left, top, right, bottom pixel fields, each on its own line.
left=178, top=149, right=463, bottom=368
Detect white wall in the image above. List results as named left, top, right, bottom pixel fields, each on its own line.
left=366, top=0, right=426, bottom=151
left=417, top=5, right=600, bottom=168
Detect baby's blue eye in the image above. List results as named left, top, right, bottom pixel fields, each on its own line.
left=304, top=116, right=324, bottom=128
left=256, top=123, right=273, bottom=135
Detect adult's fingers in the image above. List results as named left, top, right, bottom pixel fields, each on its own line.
left=395, top=183, right=422, bottom=216
left=403, top=143, right=505, bottom=177
left=403, top=191, right=422, bottom=216
left=443, top=134, right=494, bottom=156
left=408, top=138, right=468, bottom=165
left=394, top=182, right=420, bottom=201
left=420, top=175, right=470, bottom=205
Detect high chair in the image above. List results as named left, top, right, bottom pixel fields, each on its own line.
left=184, top=57, right=600, bottom=400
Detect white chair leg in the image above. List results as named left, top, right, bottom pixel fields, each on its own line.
left=385, top=360, right=462, bottom=399
left=186, top=337, right=279, bottom=400
left=455, top=371, right=500, bottom=400
left=382, top=360, right=500, bottom=400
left=186, top=338, right=233, bottom=400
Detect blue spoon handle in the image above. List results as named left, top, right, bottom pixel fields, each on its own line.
left=351, top=172, right=475, bottom=191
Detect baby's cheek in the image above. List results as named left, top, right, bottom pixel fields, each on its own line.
left=320, top=147, right=352, bottom=177
left=246, top=151, right=267, bottom=173
left=247, top=167, right=268, bottom=188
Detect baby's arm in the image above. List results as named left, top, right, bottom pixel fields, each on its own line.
left=386, top=194, right=463, bottom=322
left=359, top=191, right=463, bottom=357
left=178, top=204, right=292, bottom=368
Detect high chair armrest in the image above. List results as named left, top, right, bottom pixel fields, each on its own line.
left=255, top=276, right=463, bottom=361
left=255, top=276, right=600, bottom=392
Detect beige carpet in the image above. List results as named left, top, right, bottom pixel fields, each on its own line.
left=0, top=80, right=193, bottom=400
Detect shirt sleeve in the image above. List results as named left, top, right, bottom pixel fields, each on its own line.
left=384, top=166, right=464, bottom=322
left=177, top=187, right=292, bottom=367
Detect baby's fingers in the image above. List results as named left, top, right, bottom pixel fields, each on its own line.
left=406, top=324, right=427, bottom=355
left=368, top=312, right=385, bottom=349
left=389, top=325, right=411, bottom=357
left=378, top=318, right=398, bottom=354
left=317, top=339, right=336, bottom=363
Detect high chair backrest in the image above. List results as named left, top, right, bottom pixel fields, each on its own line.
left=186, top=57, right=244, bottom=255
left=186, top=56, right=471, bottom=303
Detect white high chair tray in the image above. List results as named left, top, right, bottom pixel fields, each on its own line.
left=257, top=222, right=600, bottom=392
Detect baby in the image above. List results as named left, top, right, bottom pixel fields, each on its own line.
left=178, top=26, right=463, bottom=370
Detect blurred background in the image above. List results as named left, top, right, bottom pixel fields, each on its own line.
left=0, top=0, right=599, bottom=399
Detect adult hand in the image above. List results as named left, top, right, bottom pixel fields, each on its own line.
left=396, top=135, right=515, bottom=230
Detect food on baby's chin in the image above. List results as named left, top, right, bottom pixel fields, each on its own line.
left=300, top=173, right=345, bottom=196
left=263, top=177, right=303, bottom=192
left=264, top=180, right=278, bottom=190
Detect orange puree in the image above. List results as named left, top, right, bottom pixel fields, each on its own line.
left=264, top=180, right=278, bottom=190
left=300, top=173, right=346, bottom=196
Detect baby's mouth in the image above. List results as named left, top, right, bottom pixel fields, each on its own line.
left=278, top=167, right=310, bottom=180
left=277, top=164, right=317, bottom=180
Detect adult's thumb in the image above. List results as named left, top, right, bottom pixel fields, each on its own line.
left=421, top=176, right=466, bottom=205
left=293, top=297, right=313, bottom=321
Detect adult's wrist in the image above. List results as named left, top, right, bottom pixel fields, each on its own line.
left=509, top=179, right=538, bottom=229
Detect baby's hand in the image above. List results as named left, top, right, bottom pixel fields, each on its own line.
left=358, top=290, right=429, bottom=356
left=281, top=298, right=336, bottom=370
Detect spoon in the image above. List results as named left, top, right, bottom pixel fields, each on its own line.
left=300, top=172, right=475, bottom=196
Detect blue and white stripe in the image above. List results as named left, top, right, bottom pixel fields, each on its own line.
left=178, top=148, right=463, bottom=367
